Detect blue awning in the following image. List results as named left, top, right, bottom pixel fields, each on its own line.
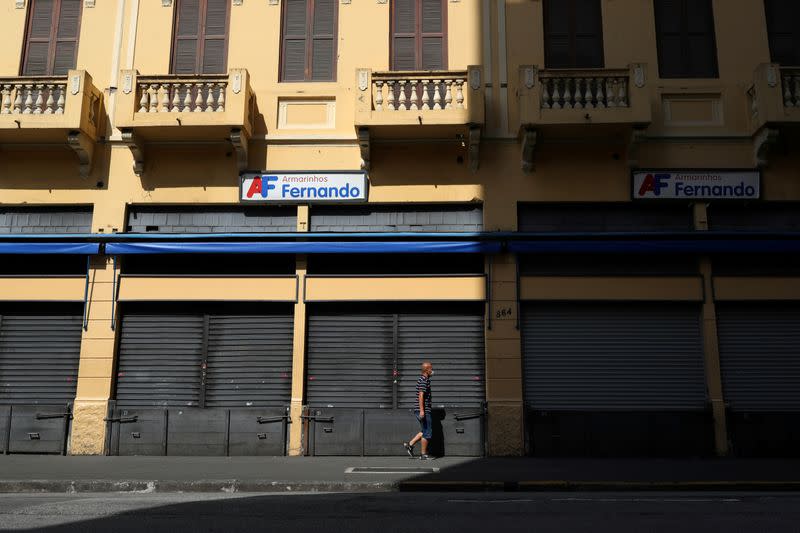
left=105, top=241, right=503, bottom=255
left=508, top=239, right=800, bottom=254
left=0, top=242, right=100, bottom=254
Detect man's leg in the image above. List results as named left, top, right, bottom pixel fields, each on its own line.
left=420, top=437, right=428, bottom=455
left=409, top=431, right=423, bottom=447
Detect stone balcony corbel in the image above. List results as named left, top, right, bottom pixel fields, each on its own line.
left=115, top=69, right=255, bottom=175
left=0, top=70, right=103, bottom=177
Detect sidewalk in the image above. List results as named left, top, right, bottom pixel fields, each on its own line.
left=1, top=456, right=799, bottom=493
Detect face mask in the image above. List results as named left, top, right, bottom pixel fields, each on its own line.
left=429, top=370, right=435, bottom=376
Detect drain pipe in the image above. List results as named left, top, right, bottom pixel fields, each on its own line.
left=107, top=0, right=128, bottom=140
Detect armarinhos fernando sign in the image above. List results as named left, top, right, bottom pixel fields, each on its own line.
left=633, top=170, right=760, bottom=200
left=240, top=171, right=368, bottom=203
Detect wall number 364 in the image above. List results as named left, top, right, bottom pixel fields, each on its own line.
left=495, top=307, right=513, bottom=319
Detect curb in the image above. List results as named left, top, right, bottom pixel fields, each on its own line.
left=398, top=480, right=800, bottom=492
left=3, top=479, right=800, bottom=493
left=0, top=480, right=396, bottom=494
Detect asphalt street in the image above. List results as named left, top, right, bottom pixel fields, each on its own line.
left=1, top=492, right=799, bottom=532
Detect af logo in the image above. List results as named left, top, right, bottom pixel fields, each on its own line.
left=245, top=175, right=279, bottom=198
left=638, top=173, right=671, bottom=197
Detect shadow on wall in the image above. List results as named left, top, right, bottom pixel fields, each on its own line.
left=137, top=144, right=241, bottom=191
left=0, top=145, right=111, bottom=190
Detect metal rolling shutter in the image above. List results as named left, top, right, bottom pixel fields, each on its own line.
left=717, top=303, right=800, bottom=411
left=0, top=312, right=81, bottom=404
left=116, top=315, right=203, bottom=407
left=306, top=313, right=394, bottom=408
left=205, top=314, right=293, bottom=408
left=397, top=312, right=485, bottom=408
left=522, top=303, right=706, bottom=410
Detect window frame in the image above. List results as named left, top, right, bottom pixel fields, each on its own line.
left=764, top=0, right=800, bottom=66
left=169, top=0, right=232, bottom=76
left=653, top=0, right=719, bottom=79
left=20, top=0, right=83, bottom=77
left=278, top=0, right=340, bottom=83
left=389, top=0, right=449, bottom=72
left=543, top=0, right=605, bottom=70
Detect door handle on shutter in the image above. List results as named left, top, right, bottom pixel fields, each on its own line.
left=104, top=416, right=139, bottom=424
left=453, top=413, right=482, bottom=421
left=300, top=415, right=334, bottom=423
left=36, top=413, right=72, bottom=420
left=256, top=415, right=290, bottom=424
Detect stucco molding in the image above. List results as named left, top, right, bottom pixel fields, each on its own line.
left=753, top=127, right=779, bottom=168
left=468, top=125, right=480, bottom=173
left=120, top=129, right=145, bottom=176
left=229, top=128, right=250, bottom=171
left=162, top=0, right=172, bottom=6
left=520, top=126, right=537, bottom=174
left=627, top=127, right=648, bottom=169
left=67, top=131, right=94, bottom=178
left=15, top=0, right=25, bottom=8
left=84, top=0, right=95, bottom=7
left=358, top=126, right=370, bottom=171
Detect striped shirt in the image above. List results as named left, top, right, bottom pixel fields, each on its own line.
left=416, top=375, right=432, bottom=412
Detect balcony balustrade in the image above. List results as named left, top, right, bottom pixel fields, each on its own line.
left=0, top=71, right=102, bottom=177
left=355, top=67, right=484, bottom=172
left=116, top=69, right=254, bottom=175
left=518, top=64, right=650, bottom=127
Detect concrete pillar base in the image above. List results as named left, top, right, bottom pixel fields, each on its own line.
left=487, top=402, right=524, bottom=456
left=69, top=399, right=110, bottom=455
left=287, top=400, right=305, bottom=456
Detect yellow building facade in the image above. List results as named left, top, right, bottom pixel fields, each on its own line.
left=0, top=0, right=799, bottom=458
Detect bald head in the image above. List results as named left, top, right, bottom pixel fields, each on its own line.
left=421, top=361, right=432, bottom=376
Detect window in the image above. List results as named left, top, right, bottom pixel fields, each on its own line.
left=171, top=0, right=230, bottom=75
left=21, top=0, right=81, bottom=76
left=765, top=0, right=800, bottom=65
left=654, top=0, right=718, bottom=78
left=544, top=0, right=604, bottom=69
left=391, top=0, right=447, bottom=71
left=280, top=0, right=338, bottom=82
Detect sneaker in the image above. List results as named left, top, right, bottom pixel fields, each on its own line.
left=403, top=442, right=415, bottom=458
left=419, top=454, right=431, bottom=461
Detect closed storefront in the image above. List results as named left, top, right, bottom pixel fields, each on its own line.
left=717, top=304, right=800, bottom=456
left=305, top=303, right=486, bottom=456
left=0, top=305, right=82, bottom=454
left=521, top=301, right=712, bottom=457
left=109, top=304, right=294, bottom=456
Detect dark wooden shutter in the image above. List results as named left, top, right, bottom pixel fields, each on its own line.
left=765, top=0, right=800, bottom=66
left=171, top=0, right=229, bottom=75
left=544, top=0, right=603, bottom=69
left=311, top=0, right=336, bottom=80
left=654, top=0, right=718, bottom=78
left=281, top=0, right=308, bottom=81
left=172, top=0, right=201, bottom=74
left=420, top=0, right=445, bottom=70
left=22, top=0, right=81, bottom=76
left=391, top=0, right=446, bottom=71
left=52, top=0, right=80, bottom=75
left=201, top=0, right=228, bottom=74
left=281, top=0, right=338, bottom=82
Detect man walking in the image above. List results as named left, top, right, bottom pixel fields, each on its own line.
left=404, top=361, right=433, bottom=460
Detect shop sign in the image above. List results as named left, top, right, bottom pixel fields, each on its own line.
left=633, top=170, right=760, bottom=200
left=240, top=171, right=368, bottom=203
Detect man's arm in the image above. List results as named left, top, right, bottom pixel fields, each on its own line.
left=418, top=390, right=425, bottom=416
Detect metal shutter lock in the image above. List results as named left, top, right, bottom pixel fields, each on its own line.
left=131, top=432, right=141, bottom=439
left=28, top=433, right=40, bottom=440
left=257, top=433, right=267, bottom=440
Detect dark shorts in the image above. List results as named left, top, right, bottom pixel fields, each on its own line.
left=416, top=412, right=432, bottom=440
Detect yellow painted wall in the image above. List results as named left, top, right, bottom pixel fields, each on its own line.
left=0, top=0, right=799, bottom=456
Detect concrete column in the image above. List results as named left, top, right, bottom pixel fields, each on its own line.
left=69, top=256, right=118, bottom=455
left=485, top=253, right=524, bottom=456
left=69, top=196, right=127, bottom=455
left=695, top=203, right=729, bottom=456
left=288, top=206, right=309, bottom=456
